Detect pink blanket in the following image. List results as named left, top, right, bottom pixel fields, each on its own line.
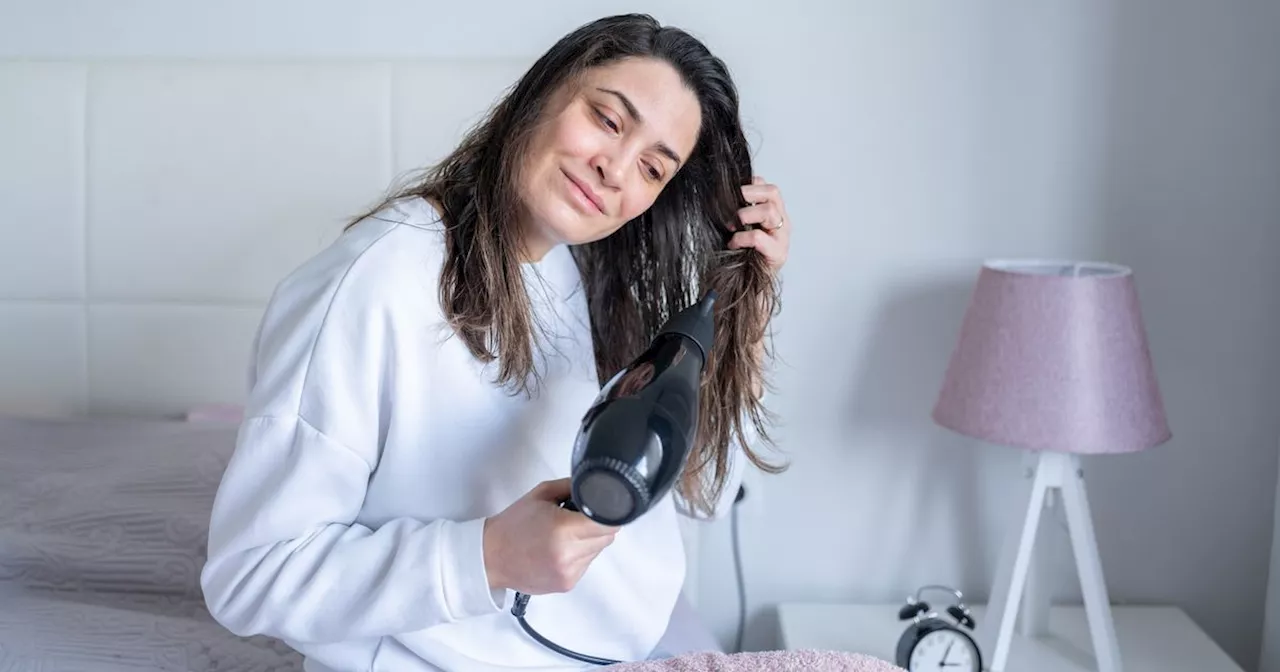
left=606, top=650, right=904, bottom=671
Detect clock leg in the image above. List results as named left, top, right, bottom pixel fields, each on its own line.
left=1060, top=453, right=1123, bottom=672
left=983, top=450, right=1053, bottom=672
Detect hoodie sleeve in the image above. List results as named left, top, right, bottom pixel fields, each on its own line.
left=199, top=236, right=505, bottom=645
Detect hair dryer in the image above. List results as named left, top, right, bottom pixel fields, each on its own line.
left=567, top=288, right=717, bottom=525
left=512, top=288, right=718, bottom=666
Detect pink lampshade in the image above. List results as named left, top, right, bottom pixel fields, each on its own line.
left=933, top=259, right=1171, bottom=454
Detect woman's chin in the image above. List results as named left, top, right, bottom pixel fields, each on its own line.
left=547, top=219, right=614, bottom=247
left=526, top=201, right=620, bottom=249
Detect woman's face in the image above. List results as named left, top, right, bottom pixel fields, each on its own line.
left=517, top=57, right=703, bottom=260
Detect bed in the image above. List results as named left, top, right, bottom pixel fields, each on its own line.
left=0, top=415, right=304, bottom=670
left=0, top=413, right=725, bottom=671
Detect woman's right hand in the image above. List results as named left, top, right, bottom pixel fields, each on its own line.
left=482, top=478, right=619, bottom=595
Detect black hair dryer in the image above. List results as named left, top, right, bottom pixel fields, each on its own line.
left=511, top=288, right=719, bottom=667
left=566, top=289, right=718, bottom=526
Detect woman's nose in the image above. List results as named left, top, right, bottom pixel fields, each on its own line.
left=590, top=154, right=625, bottom=187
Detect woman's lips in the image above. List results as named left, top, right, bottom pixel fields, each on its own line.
left=563, top=170, right=605, bottom=214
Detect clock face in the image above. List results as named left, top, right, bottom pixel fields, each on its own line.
left=908, top=628, right=979, bottom=672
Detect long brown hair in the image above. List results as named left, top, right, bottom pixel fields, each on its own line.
left=355, top=13, right=786, bottom=516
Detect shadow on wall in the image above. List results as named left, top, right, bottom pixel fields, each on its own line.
left=739, top=271, right=1006, bottom=652
left=1089, top=1, right=1280, bottom=670
left=843, top=272, right=1010, bottom=602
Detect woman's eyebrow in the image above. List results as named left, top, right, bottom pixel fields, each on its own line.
left=595, top=87, right=684, bottom=168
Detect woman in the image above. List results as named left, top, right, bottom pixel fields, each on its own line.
left=200, top=13, right=790, bottom=672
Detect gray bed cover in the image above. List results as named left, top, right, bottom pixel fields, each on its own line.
left=0, top=416, right=717, bottom=671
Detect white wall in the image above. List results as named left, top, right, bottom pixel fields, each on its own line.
left=1081, top=5, right=1280, bottom=671
left=2, top=0, right=1279, bottom=668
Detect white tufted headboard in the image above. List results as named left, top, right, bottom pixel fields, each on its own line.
left=0, top=59, right=704, bottom=607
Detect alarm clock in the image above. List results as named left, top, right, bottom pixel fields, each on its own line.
left=895, top=584, right=983, bottom=672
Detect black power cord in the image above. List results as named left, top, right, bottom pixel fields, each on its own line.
left=513, top=488, right=752, bottom=664
left=511, top=592, right=620, bottom=666
left=732, top=484, right=747, bottom=653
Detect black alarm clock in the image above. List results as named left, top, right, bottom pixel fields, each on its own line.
left=895, top=585, right=982, bottom=672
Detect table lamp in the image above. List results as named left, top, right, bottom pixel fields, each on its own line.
left=932, top=259, right=1171, bottom=672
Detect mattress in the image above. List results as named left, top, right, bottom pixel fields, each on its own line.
left=0, top=415, right=719, bottom=671
left=0, top=415, right=305, bottom=671
left=0, top=588, right=301, bottom=671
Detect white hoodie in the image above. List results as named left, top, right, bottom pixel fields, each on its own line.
left=200, top=196, right=747, bottom=672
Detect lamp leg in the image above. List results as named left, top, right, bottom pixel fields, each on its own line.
left=1019, top=486, right=1059, bottom=638
left=1060, top=453, right=1123, bottom=672
left=982, top=451, right=1053, bottom=672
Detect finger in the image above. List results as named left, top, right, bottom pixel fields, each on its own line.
left=566, top=539, right=613, bottom=574
left=560, top=528, right=613, bottom=554
left=579, top=531, right=618, bottom=555
left=553, top=506, right=619, bottom=537
left=727, top=228, right=777, bottom=253
left=533, top=478, right=572, bottom=501
left=752, top=175, right=766, bottom=185
left=572, top=517, right=621, bottom=540
left=741, top=182, right=781, bottom=206
left=735, top=203, right=781, bottom=230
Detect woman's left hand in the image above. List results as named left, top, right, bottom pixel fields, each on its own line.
left=730, top=176, right=790, bottom=275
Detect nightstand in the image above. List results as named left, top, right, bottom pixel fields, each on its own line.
left=776, top=603, right=1243, bottom=671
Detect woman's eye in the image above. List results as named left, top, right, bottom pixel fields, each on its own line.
left=594, top=109, right=619, bottom=132
left=645, top=164, right=662, bottom=180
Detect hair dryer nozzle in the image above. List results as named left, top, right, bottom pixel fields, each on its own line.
left=655, top=289, right=717, bottom=363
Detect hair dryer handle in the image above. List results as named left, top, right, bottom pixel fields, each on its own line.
left=558, top=498, right=581, bottom=513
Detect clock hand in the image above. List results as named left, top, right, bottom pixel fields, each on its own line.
left=939, top=641, right=953, bottom=667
